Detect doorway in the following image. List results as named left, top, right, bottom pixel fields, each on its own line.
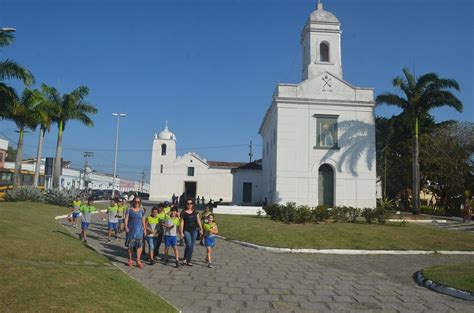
left=318, top=164, right=334, bottom=207
left=242, top=182, right=252, bottom=203
left=184, top=181, right=197, bottom=199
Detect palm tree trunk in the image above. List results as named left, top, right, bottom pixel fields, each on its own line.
left=52, top=120, right=63, bottom=188
left=33, top=128, right=45, bottom=187
left=412, top=116, right=420, bottom=214
left=13, top=127, right=24, bottom=187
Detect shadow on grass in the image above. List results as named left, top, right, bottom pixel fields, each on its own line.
left=53, top=230, right=77, bottom=239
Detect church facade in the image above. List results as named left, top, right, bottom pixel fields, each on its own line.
left=149, top=124, right=263, bottom=204
left=259, top=2, right=377, bottom=208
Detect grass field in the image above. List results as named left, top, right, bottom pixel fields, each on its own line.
left=215, top=214, right=474, bottom=250
left=0, top=202, right=176, bottom=313
left=423, top=263, right=474, bottom=293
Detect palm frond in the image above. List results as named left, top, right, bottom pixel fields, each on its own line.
left=0, top=31, right=15, bottom=47
left=421, top=90, right=463, bottom=113
left=0, top=60, right=35, bottom=85
left=376, top=93, right=411, bottom=110
left=402, top=67, right=415, bottom=89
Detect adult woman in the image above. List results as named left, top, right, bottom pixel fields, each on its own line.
left=124, top=197, right=146, bottom=268
left=179, top=199, right=203, bottom=266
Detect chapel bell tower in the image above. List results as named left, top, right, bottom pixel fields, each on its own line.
left=301, top=1, right=343, bottom=81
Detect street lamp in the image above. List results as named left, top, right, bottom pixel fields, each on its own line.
left=0, top=27, right=16, bottom=33
left=112, top=113, right=126, bottom=198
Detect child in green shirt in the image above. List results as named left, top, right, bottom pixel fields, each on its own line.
left=203, top=214, right=218, bottom=268
left=79, top=197, right=97, bottom=244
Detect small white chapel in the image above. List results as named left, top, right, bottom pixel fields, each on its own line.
left=259, top=1, right=377, bottom=208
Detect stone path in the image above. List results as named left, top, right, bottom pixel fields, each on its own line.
left=61, top=216, right=474, bottom=312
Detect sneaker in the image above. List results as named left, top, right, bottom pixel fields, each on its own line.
left=150, top=260, right=155, bottom=265
left=208, top=263, right=213, bottom=268
left=83, top=240, right=88, bottom=245
left=175, top=261, right=179, bottom=268
left=78, top=233, right=82, bottom=240
left=107, top=238, right=112, bottom=243
left=164, top=258, right=169, bottom=264
left=186, top=262, right=193, bottom=267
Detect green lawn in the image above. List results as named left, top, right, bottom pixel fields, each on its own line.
left=423, top=263, right=474, bottom=293
left=0, top=202, right=176, bottom=313
left=215, top=215, right=474, bottom=251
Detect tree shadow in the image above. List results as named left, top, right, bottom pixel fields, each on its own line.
left=321, top=120, right=375, bottom=176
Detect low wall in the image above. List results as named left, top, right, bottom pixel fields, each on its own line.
left=214, top=205, right=264, bottom=216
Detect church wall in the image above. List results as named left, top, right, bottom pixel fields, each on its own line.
left=273, top=100, right=376, bottom=208
left=260, top=105, right=278, bottom=203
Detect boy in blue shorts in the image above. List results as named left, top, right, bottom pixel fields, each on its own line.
left=106, top=198, right=119, bottom=242
left=162, top=207, right=181, bottom=268
left=79, top=197, right=97, bottom=244
left=203, top=214, right=218, bottom=268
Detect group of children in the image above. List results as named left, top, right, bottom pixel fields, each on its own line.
left=68, top=196, right=219, bottom=269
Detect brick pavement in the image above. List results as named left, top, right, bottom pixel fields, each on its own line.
left=61, top=216, right=474, bottom=312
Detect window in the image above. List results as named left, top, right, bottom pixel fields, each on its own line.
left=187, top=167, right=195, bottom=177
left=320, top=42, right=330, bottom=62
left=161, top=144, right=167, bottom=156
left=160, top=164, right=163, bottom=174
left=314, top=115, right=338, bottom=149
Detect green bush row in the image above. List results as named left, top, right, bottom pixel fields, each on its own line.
left=419, top=205, right=446, bottom=216
left=6, top=186, right=79, bottom=207
left=263, top=202, right=390, bottom=224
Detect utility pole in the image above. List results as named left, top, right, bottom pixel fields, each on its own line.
left=140, top=170, right=145, bottom=192
left=248, top=140, right=253, bottom=163
left=112, top=113, right=126, bottom=198
left=82, top=152, right=94, bottom=190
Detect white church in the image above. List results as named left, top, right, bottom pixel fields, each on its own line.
left=150, top=1, right=377, bottom=208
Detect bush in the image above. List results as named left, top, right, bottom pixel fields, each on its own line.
left=263, top=203, right=281, bottom=220
left=44, top=188, right=79, bottom=207
left=331, top=206, right=349, bottom=222
left=420, top=205, right=446, bottom=216
left=346, top=207, right=360, bottom=223
left=295, top=205, right=312, bottom=224
left=374, top=206, right=390, bottom=224
left=5, top=186, right=44, bottom=202
left=361, top=208, right=375, bottom=224
left=312, top=205, right=330, bottom=222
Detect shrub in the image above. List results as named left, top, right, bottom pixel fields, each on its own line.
left=282, top=202, right=297, bottom=223
left=44, top=188, right=79, bottom=207
left=331, top=206, right=350, bottom=222
left=361, top=208, right=375, bottom=224
left=346, top=207, right=360, bottom=223
left=263, top=203, right=280, bottom=220
left=5, top=186, right=44, bottom=202
left=312, top=205, right=330, bottom=222
left=374, top=206, right=390, bottom=224
left=295, top=205, right=312, bottom=224
left=420, top=205, right=446, bottom=216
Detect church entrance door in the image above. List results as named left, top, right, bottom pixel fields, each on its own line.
left=318, top=164, right=334, bottom=207
left=184, top=181, right=197, bottom=199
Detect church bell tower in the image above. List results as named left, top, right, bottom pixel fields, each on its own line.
left=301, top=1, right=343, bottom=81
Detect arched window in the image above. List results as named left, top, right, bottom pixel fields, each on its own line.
left=161, top=144, right=167, bottom=156
left=320, top=42, right=330, bottom=62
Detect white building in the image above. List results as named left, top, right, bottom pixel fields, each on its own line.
left=149, top=124, right=263, bottom=204
left=259, top=2, right=377, bottom=208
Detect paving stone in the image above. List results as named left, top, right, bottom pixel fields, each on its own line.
left=60, top=215, right=474, bottom=313
left=272, top=301, right=299, bottom=311
left=257, top=294, right=280, bottom=302
left=333, top=295, right=356, bottom=303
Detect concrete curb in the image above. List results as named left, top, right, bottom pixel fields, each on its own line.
left=387, top=219, right=447, bottom=224
left=54, top=210, right=107, bottom=220
left=215, top=235, right=474, bottom=255
left=414, top=270, right=474, bottom=301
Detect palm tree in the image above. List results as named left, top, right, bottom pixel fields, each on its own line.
left=31, top=85, right=56, bottom=187
left=376, top=68, right=463, bottom=214
left=5, top=89, right=40, bottom=186
left=45, top=86, right=97, bottom=188
left=0, top=29, right=35, bottom=117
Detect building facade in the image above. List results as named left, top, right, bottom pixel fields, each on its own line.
left=259, top=2, right=377, bottom=208
left=149, top=124, right=263, bottom=204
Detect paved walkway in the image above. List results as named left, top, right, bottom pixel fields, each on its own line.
left=61, top=216, right=473, bottom=312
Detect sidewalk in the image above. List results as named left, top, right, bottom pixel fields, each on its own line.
left=60, top=215, right=473, bottom=312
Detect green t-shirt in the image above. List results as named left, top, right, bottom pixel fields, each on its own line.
left=163, top=216, right=180, bottom=236
left=72, top=200, right=82, bottom=213
left=146, top=216, right=160, bottom=237
left=80, top=204, right=97, bottom=223
left=163, top=206, right=171, bottom=214
left=117, top=204, right=125, bottom=217
left=107, top=205, right=118, bottom=223
left=203, top=222, right=217, bottom=237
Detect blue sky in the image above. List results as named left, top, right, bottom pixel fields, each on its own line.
left=1, top=0, right=473, bottom=181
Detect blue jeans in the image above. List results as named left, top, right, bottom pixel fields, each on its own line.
left=183, top=229, right=198, bottom=263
